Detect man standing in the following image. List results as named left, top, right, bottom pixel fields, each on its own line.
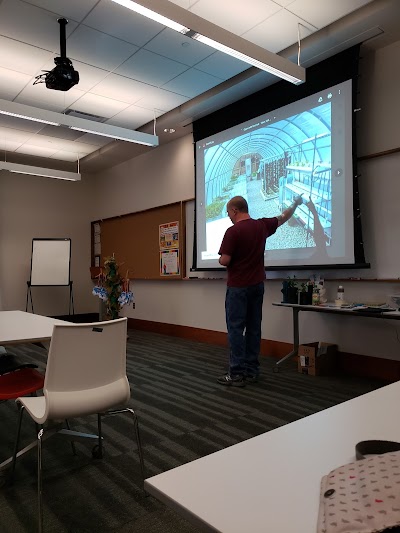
left=217, top=195, right=303, bottom=387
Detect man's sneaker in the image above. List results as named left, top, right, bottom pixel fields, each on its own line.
left=217, top=374, right=245, bottom=387
left=245, top=374, right=259, bottom=383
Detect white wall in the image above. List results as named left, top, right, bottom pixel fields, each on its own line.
left=2, top=41, right=400, bottom=361
left=0, top=173, right=95, bottom=316
left=91, top=134, right=194, bottom=220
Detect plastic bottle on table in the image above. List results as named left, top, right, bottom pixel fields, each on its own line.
left=335, top=286, right=345, bottom=306
left=337, top=286, right=344, bottom=300
left=312, top=287, right=320, bottom=306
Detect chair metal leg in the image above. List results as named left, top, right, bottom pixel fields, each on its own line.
left=126, top=408, right=145, bottom=486
left=97, top=414, right=103, bottom=458
left=104, top=408, right=146, bottom=487
left=65, top=419, right=77, bottom=456
left=38, top=428, right=44, bottom=533
left=9, top=403, right=25, bottom=483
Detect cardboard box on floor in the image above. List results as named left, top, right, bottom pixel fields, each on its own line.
left=297, top=342, right=337, bottom=376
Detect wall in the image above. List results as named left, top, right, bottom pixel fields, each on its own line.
left=93, top=40, right=400, bottom=362
left=90, top=134, right=194, bottom=220
left=0, top=172, right=95, bottom=316
left=2, top=41, right=400, bottom=362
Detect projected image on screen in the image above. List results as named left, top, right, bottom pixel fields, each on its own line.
left=195, top=80, right=354, bottom=269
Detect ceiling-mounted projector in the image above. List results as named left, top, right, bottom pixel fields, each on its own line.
left=34, top=18, right=79, bottom=91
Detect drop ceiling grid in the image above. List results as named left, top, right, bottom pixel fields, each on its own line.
left=0, top=0, right=388, bottom=165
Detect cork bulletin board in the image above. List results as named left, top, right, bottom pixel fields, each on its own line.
left=92, top=202, right=186, bottom=280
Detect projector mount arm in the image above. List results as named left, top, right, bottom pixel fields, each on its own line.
left=33, top=18, right=79, bottom=91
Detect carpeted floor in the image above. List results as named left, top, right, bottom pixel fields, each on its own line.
left=0, top=330, right=385, bottom=532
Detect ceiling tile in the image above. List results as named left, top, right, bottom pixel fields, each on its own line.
left=115, top=49, right=189, bottom=87
left=0, top=0, right=78, bottom=54
left=270, top=0, right=296, bottom=6
left=162, top=68, right=222, bottom=98
left=25, top=133, right=99, bottom=155
left=144, top=28, right=214, bottom=66
left=22, top=0, right=99, bottom=22
left=90, top=74, right=149, bottom=105
left=0, top=126, right=35, bottom=144
left=69, top=92, right=131, bottom=118
left=288, top=0, right=374, bottom=30
left=195, top=51, right=249, bottom=79
left=16, top=83, right=85, bottom=112
left=243, top=8, right=315, bottom=53
left=49, top=150, right=83, bottom=162
left=0, top=67, right=32, bottom=100
left=106, top=105, right=164, bottom=130
left=134, top=88, right=189, bottom=114
left=0, top=36, right=53, bottom=76
left=0, top=114, right=44, bottom=134
left=83, top=0, right=163, bottom=46
left=16, top=143, right=59, bottom=157
left=70, top=132, right=111, bottom=147
left=66, top=25, right=139, bottom=71
left=189, top=0, right=281, bottom=35
left=0, top=139, right=24, bottom=151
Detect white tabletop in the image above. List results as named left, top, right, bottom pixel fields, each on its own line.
left=0, top=311, right=67, bottom=345
left=145, top=381, right=400, bottom=533
left=273, top=302, right=400, bottom=318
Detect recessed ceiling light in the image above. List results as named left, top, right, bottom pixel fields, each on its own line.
left=163, top=128, right=176, bottom=133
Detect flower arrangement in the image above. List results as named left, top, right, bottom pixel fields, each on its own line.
left=92, top=255, right=133, bottom=319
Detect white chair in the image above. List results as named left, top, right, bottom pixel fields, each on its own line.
left=10, top=317, right=145, bottom=533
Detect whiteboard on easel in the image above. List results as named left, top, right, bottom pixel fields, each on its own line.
left=30, top=239, right=71, bottom=286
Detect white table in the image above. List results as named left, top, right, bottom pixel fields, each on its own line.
left=144, top=381, right=400, bottom=533
left=0, top=311, right=68, bottom=471
left=272, top=302, right=400, bottom=369
left=0, top=311, right=67, bottom=345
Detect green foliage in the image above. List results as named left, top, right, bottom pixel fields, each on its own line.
left=206, top=199, right=226, bottom=221
left=286, top=275, right=298, bottom=288
left=103, top=255, right=123, bottom=319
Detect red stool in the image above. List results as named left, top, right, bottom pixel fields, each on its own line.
left=0, top=368, right=44, bottom=400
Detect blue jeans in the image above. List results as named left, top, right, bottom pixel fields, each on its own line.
left=225, top=283, right=264, bottom=377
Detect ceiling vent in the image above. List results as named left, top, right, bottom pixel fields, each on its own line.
left=64, top=109, right=106, bottom=123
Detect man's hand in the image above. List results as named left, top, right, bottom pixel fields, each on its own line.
left=293, top=194, right=303, bottom=206
left=277, top=194, right=303, bottom=227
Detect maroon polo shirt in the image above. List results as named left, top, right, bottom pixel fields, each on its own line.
left=219, top=217, right=278, bottom=287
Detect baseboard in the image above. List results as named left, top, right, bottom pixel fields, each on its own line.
left=128, top=318, right=399, bottom=382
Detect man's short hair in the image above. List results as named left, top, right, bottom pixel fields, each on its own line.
left=229, top=196, right=248, bottom=213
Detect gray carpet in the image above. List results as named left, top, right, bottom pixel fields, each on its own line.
left=0, top=330, right=385, bottom=532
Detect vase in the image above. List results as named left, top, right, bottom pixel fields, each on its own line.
left=281, top=281, right=298, bottom=304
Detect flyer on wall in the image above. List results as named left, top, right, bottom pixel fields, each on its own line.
left=159, top=221, right=179, bottom=250
left=160, top=249, right=179, bottom=276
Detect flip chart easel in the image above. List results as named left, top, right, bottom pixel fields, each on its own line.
left=26, top=238, right=74, bottom=314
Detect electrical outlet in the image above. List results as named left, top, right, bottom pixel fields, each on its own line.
left=132, top=302, right=135, bottom=309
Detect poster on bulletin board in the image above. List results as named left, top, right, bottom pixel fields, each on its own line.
left=160, top=249, right=180, bottom=276
left=159, top=221, right=179, bottom=250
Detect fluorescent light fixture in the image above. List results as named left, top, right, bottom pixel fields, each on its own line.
left=111, top=0, right=305, bottom=85
left=0, top=109, right=59, bottom=126
left=0, top=161, right=81, bottom=181
left=111, top=0, right=189, bottom=32
left=69, top=126, right=156, bottom=146
left=0, top=98, right=159, bottom=147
